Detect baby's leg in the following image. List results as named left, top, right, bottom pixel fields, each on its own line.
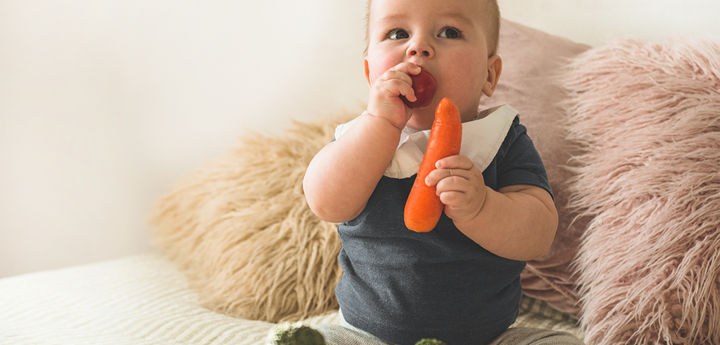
left=489, top=327, right=584, bottom=345
left=314, top=323, right=394, bottom=345
left=313, top=309, right=394, bottom=345
left=267, top=322, right=390, bottom=345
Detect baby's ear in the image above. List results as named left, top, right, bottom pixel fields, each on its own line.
left=364, top=58, right=373, bottom=87
left=482, top=55, right=502, bottom=97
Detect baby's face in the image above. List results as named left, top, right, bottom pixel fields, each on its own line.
left=365, top=0, right=497, bottom=130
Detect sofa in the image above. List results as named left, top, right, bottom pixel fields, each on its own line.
left=2, top=3, right=719, bottom=345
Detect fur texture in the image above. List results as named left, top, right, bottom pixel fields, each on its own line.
left=564, top=38, right=720, bottom=344
left=150, top=112, right=355, bottom=323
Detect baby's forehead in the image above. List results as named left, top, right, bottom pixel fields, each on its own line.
left=365, top=0, right=499, bottom=54
left=368, top=0, right=488, bottom=26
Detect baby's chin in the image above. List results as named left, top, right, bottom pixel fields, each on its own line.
left=406, top=110, right=436, bottom=131
left=406, top=106, right=478, bottom=130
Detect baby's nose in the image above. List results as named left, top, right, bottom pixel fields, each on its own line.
left=406, top=38, right=434, bottom=59
left=409, top=49, right=431, bottom=57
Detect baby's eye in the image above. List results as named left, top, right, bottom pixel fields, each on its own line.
left=388, top=29, right=409, bottom=40
left=439, top=27, right=462, bottom=39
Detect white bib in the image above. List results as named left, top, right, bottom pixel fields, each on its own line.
left=334, top=104, right=519, bottom=179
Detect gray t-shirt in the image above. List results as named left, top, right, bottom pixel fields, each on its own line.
left=335, top=115, right=552, bottom=345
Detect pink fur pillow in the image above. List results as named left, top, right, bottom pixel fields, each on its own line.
left=564, top=38, right=720, bottom=344
left=479, top=20, right=590, bottom=316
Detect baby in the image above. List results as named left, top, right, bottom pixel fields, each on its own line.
left=302, top=0, right=584, bottom=344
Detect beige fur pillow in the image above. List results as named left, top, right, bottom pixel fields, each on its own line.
left=564, top=38, right=720, bottom=344
left=150, top=113, right=354, bottom=322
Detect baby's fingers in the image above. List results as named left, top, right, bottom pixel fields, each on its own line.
left=425, top=155, right=474, bottom=186
left=366, top=63, right=423, bottom=129
left=425, top=166, right=469, bottom=187
left=380, top=64, right=421, bottom=99
left=387, top=62, right=422, bottom=79
left=436, top=155, right=475, bottom=170
left=378, top=77, right=415, bottom=102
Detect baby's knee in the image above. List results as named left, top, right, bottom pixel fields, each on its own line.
left=314, top=323, right=393, bottom=345
left=489, top=327, right=584, bottom=345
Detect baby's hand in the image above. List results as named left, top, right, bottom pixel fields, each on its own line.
left=366, top=62, right=421, bottom=130
left=425, top=155, right=487, bottom=223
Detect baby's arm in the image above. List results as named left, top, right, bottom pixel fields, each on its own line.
left=303, top=63, right=421, bottom=223
left=425, top=155, right=558, bottom=261
left=303, top=115, right=402, bottom=223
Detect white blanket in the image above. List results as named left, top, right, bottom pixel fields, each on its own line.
left=0, top=255, right=340, bottom=345
left=0, top=255, right=581, bottom=344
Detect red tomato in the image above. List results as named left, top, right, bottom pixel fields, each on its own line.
left=401, top=68, right=437, bottom=109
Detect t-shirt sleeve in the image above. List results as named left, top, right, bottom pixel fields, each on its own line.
left=495, top=116, right=553, bottom=199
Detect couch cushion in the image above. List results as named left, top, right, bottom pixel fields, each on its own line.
left=479, top=20, right=591, bottom=316
left=564, top=38, right=720, bottom=345
left=150, top=114, right=352, bottom=323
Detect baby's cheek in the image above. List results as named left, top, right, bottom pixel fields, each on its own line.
left=445, top=62, right=486, bottom=115
left=367, top=52, right=400, bottom=84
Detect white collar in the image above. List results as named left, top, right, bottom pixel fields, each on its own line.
left=334, top=104, right=518, bottom=179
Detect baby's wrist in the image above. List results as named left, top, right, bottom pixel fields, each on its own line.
left=363, top=110, right=406, bottom=132
left=450, top=187, right=490, bottom=229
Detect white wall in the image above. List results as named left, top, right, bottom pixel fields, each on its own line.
left=0, top=0, right=369, bottom=278
left=499, top=0, right=720, bottom=46
left=1, top=0, right=718, bottom=278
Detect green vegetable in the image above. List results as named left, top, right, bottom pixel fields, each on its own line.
left=267, top=323, right=325, bottom=345
left=415, top=339, right=447, bottom=345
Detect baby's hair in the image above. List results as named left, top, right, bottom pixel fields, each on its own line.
left=484, top=0, right=501, bottom=56
left=364, top=0, right=501, bottom=56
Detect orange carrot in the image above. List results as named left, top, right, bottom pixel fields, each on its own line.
left=404, top=97, right=462, bottom=232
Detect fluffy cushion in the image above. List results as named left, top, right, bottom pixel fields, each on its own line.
left=150, top=113, right=354, bottom=322
left=564, top=38, right=720, bottom=344
left=479, top=20, right=590, bottom=316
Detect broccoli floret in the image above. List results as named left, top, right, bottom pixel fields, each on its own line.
left=267, top=323, right=325, bottom=345
left=415, top=339, right=447, bottom=345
